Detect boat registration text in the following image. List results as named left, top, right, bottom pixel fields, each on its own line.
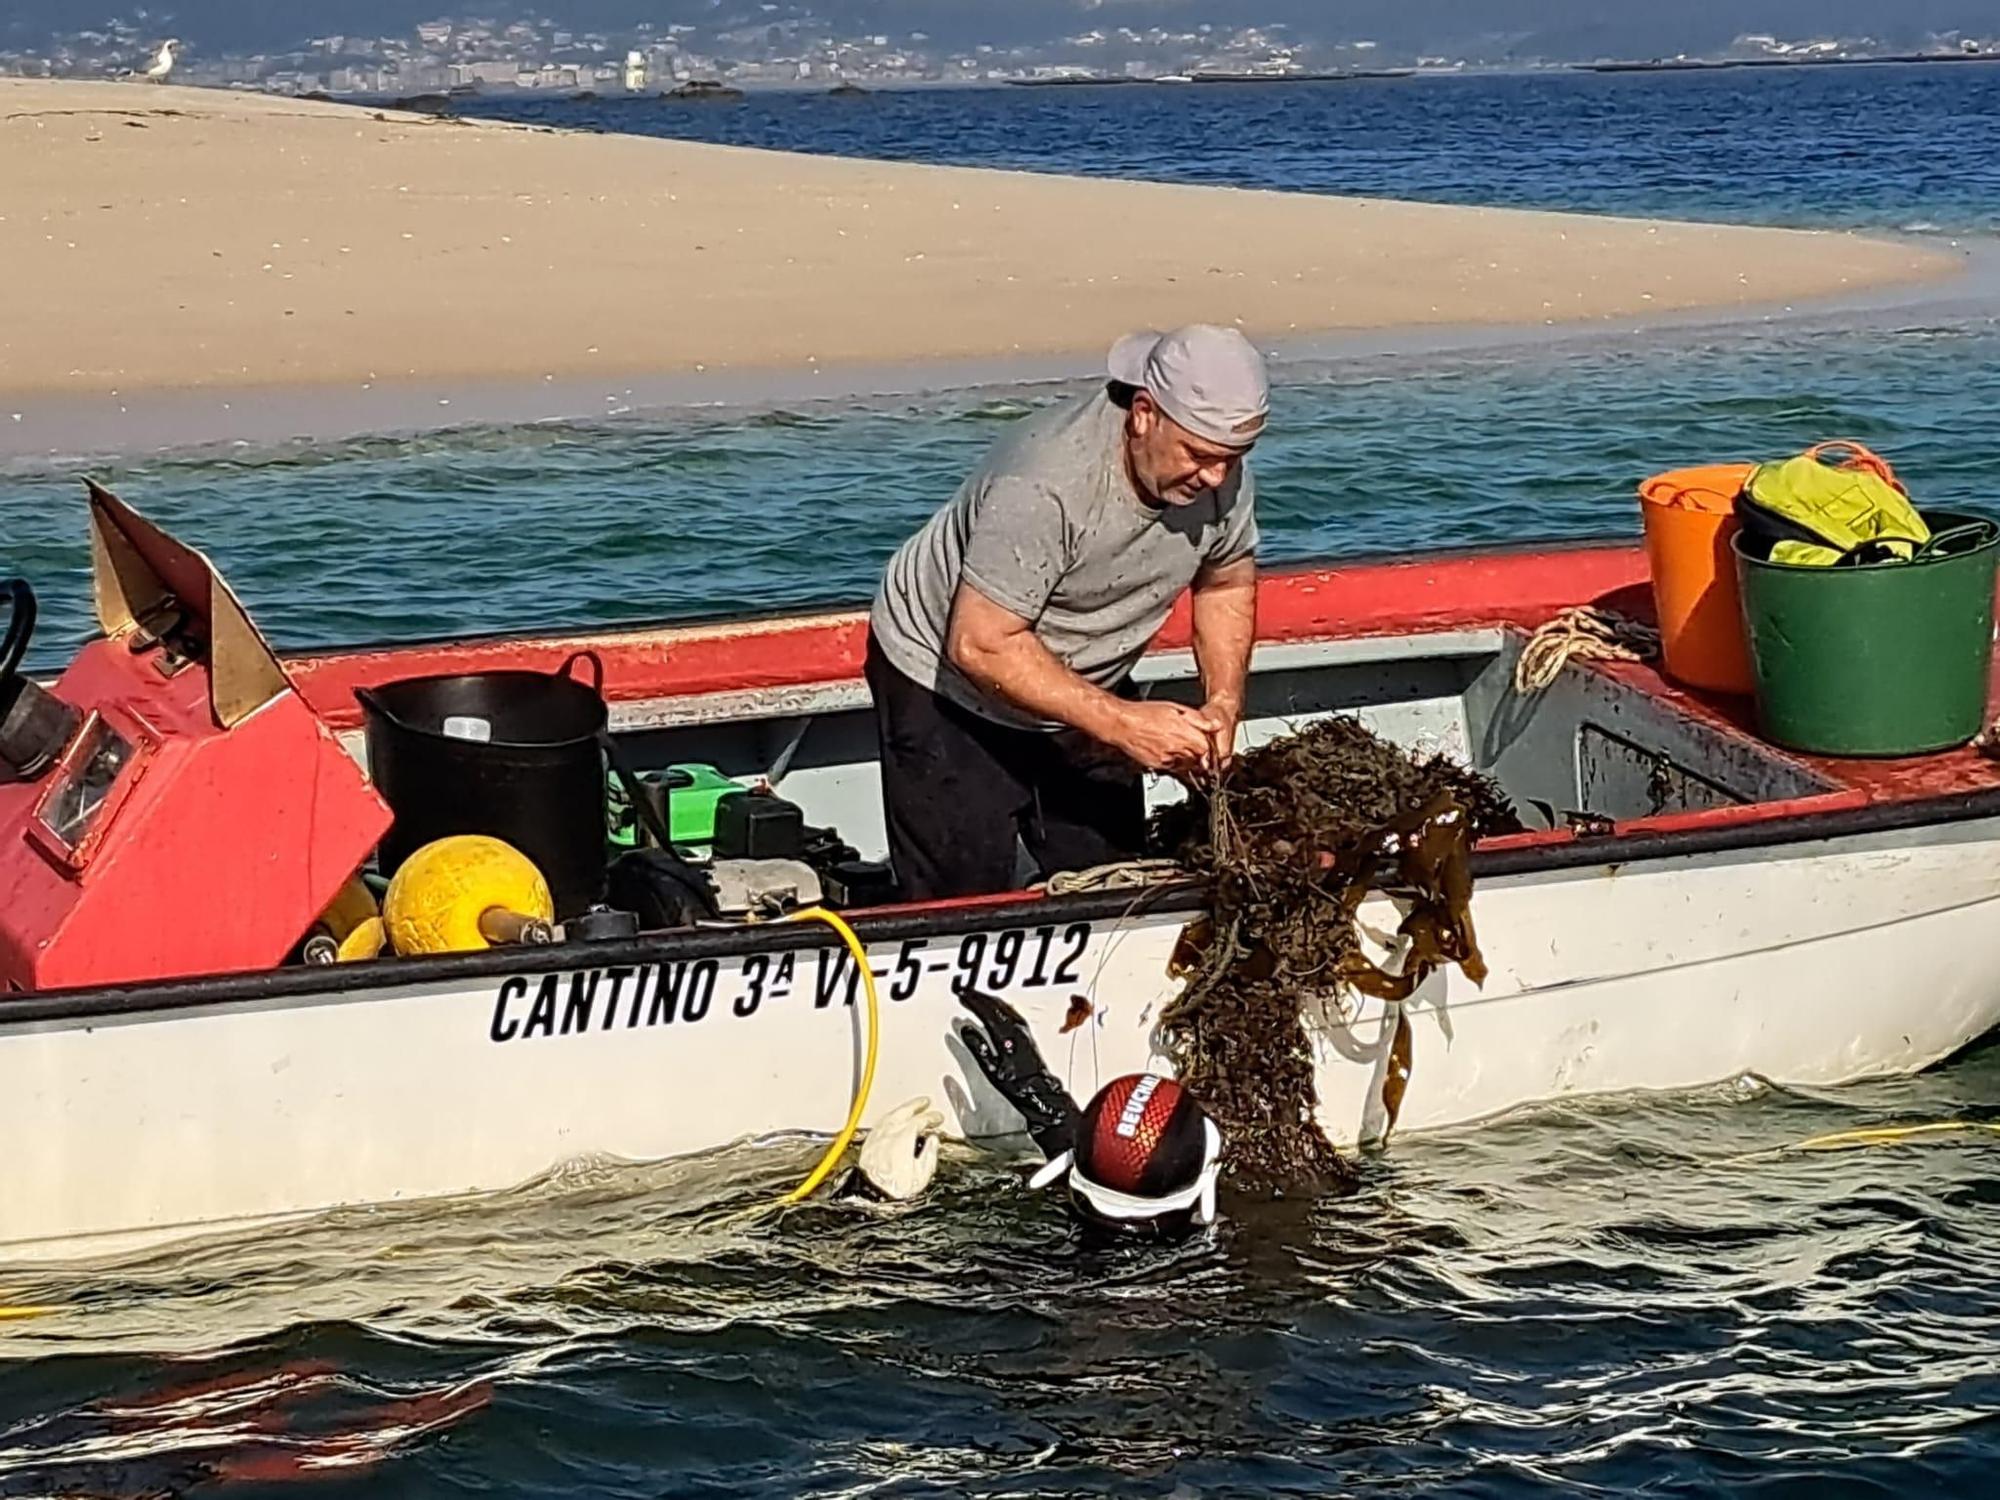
left=486, top=921, right=1096, bottom=1044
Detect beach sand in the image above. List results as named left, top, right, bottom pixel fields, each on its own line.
left=0, top=78, right=1962, bottom=400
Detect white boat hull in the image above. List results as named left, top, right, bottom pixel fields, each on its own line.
left=7, top=815, right=1999, bottom=1266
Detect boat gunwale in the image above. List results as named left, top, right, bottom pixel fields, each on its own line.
left=280, top=539, right=1661, bottom=733
left=10, top=782, right=2000, bottom=1027
left=276, top=534, right=1643, bottom=668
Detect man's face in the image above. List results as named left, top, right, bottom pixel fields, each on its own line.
left=1125, top=393, right=1254, bottom=506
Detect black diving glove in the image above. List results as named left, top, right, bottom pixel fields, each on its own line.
left=955, top=987, right=1080, bottom=1161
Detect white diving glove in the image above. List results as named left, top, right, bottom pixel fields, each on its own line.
left=857, top=1096, right=946, bottom=1201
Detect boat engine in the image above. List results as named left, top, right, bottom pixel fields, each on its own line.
left=0, top=483, right=392, bottom=992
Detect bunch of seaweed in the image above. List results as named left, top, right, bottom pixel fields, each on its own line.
left=1152, top=715, right=1522, bottom=1191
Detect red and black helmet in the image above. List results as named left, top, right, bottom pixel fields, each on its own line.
left=1031, top=1073, right=1223, bottom=1233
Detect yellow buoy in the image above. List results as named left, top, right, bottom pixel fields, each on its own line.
left=314, top=874, right=381, bottom=944
left=336, top=916, right=389, bottom=962
left=383, top=835, right=554, bottom=956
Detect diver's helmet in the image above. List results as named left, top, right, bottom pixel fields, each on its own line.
left=1030, top=1073, right=1223, bottom=1237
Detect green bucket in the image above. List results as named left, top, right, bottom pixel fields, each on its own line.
left=1732, top=510, right=2000, bottom=757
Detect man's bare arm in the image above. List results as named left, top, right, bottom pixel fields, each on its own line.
left=946, top=583, right=1215, bottom=772
left=1191, top=555, right=1256, bottom=709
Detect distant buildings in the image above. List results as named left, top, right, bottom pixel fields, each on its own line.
left=0, top=12, right=1994, bottom=96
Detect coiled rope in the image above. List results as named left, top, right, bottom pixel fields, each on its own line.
left=1513, top=607, right=1661, bottom=695
left=1038, top=858, right=1185, bottom=896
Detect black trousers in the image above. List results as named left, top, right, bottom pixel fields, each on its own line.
left=865, top=636, right=1148, bottom=903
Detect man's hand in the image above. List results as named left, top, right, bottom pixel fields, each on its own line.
left=1191, top=555, right=1255, bottom=772
left=1105, top=700, right=1221, bottom=776
left=1199, top=693, right=1242, bottom=772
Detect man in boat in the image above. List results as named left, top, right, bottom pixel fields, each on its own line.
left=856, top=989, right=1224, bottom=1239
left=866, top=323, right=1267, bottom=901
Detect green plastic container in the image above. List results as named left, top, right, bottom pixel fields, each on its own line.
left=1732, top=510, right=2000, bottom=756
left=607, top=763, right=746, bottom=848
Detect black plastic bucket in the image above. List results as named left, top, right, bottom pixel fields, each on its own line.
left=356, top=652, right=611, bottom=918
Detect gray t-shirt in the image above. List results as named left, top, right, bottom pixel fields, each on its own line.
left=870, top=387, right=1259, bottom=732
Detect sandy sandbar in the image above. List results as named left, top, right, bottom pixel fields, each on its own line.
left=0, top=78, right=1965, bottom=403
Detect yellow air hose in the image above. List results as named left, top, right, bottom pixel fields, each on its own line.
left=773, top=906, right=882, bottom=1206
left=1795, top=1119, right=2000, bottom=1152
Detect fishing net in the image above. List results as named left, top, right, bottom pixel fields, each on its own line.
left=1152, top=715, right=1523, bottom=1192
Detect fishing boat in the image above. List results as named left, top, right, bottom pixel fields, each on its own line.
left=4, top=485, right=2000, bottom=1266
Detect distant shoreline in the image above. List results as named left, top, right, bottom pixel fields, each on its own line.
left=1005, top=69, right=1419, bottom=87
left=997, top=51, right=2000, bottom=88
left=83, top=47, right=2000, bottom=108
left=1579, top=50, right=2000, bottom=75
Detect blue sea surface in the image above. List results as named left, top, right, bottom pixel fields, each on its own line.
left=459, top=65, right=2000, bottom=234
left=1, top=65, right=1999, bottom=1499
left=8, top=316, right=2000, bottom=672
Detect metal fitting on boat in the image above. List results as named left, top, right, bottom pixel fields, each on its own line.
left=561, top=905, right=641, bottom=943
left=478, top=907, right=556, bottom=947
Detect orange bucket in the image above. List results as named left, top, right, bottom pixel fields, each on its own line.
left=1637, top=463, right=1758, bottom=695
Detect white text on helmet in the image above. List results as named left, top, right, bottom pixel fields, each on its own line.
left=1116, top=1076, right=1163, bottom=1139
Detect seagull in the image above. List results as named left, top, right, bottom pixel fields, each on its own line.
left=141, top=39, right=179, bottom=82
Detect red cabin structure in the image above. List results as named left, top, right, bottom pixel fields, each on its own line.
left=0, top=483, right=391, bottom=992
